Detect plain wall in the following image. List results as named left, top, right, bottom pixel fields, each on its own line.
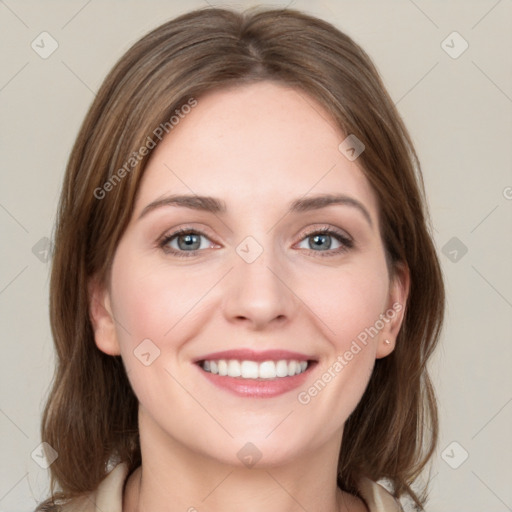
left=0, top=1, right=511, bottom=510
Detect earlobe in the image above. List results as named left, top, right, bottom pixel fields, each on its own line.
left=376, top=262, right=410, bottom=359
left=88, top=276, right=121, bottom=356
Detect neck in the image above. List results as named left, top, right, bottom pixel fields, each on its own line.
left=123, top=407, right=367, bottom=512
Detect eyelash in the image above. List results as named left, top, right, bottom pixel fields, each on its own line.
left=157, top=225, right=354, bottom=258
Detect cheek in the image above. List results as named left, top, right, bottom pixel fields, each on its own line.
left=109, top=252, right=211, bottom=347
left=108, top=252, right=205, bottom=407
left=293, top=256, right=389, bottom=416
left=302, top=257, right=390, bottom=349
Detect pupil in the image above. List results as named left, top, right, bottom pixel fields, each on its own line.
left=179, top=234, right=199, bottom=250
left=312, top=234, right=331, bottom=250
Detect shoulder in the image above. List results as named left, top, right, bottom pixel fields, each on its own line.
left=57, top=463, right=130, bottom=512
left=357, top=477, right=404, bottom=512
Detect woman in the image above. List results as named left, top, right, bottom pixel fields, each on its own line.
left=36, top=6, right=445, bottom=512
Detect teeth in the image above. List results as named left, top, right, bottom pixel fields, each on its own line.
left=227, top=360, right=241, bottom=377
left=258, top=361, right=275, bottom=379
left=218, top=360, right=228, bottom=376
left=241, top=360, right=259, bottom=379
left=200, top=359, right=309, bottom=379
left=276, top=360, right=288, bottom=377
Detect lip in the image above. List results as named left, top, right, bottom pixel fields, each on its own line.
left=194, top=349, right=318, bottom=398
left=193, top=349, right=315, bottom=363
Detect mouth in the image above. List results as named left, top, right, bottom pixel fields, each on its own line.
left=193, top=349, right=318, bottom=398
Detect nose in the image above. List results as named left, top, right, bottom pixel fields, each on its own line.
left=222, top=243, right=298, bottom=330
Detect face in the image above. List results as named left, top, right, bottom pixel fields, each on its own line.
left=90, top=81, right=408, bottom=468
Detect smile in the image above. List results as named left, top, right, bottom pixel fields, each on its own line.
left=200, top=359, right=309, bottom=379
left=194, top=349, right=318, bottom=398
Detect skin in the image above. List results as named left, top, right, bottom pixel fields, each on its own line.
left=89, top=81, right=409, bottom=512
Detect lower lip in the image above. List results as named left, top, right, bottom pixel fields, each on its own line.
left=196, top=363, right=316, bottom=398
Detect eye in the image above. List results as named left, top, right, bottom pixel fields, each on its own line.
left=295, top=226, right=354, bottom=257
left=159, top=228, right=215, bottom=257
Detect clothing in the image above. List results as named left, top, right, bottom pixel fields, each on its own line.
left=61, top=462, right=403, bottom=512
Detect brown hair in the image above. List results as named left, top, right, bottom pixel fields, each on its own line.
left=37, top=6, right=444, bottom=510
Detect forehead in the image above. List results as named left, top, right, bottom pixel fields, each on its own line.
left=134, top=81, right=379, bottom=220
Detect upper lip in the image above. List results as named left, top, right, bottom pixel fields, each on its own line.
left=193, top=349, right=316, bottom=363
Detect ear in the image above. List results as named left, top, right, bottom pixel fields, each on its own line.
left=376, top=261, right=410, bottom=359
left=88, top=275, right=121, bottom=356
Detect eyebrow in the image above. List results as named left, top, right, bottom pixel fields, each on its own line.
left=138, top=193, right=373, bottom=227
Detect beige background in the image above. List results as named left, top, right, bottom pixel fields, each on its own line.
left=1, top=0, right=511, bottom=510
